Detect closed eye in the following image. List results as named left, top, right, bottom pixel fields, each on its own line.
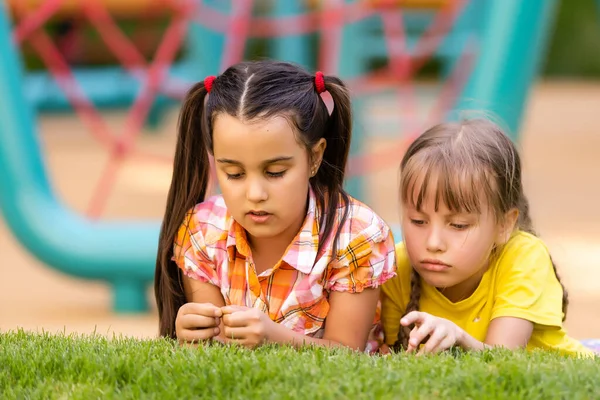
left=226, top=173, right=243, bottom=180
left=410, top=219, right=425, bottom=226
left=450, top=223, right=470, bottom=230
left=266, top=170, right=286, bottom=178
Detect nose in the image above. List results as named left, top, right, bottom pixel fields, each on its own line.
left=246, top=177, right=268, bottom=203
left=425, top=225, right=446, bottom=253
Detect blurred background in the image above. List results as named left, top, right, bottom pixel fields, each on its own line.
left=1, top=0, right=599, bottom=340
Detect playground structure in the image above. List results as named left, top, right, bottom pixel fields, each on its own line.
left=0, top=0, right=559, bottom=313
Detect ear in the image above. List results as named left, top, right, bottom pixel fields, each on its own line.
left=496, top=208, right=519, bottom=245
left=310, top=138, right=327, bottom=176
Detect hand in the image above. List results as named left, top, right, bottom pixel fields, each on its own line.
left=175, top=302, right=223, bottom=344
left=401, top=311, right=464, bottom=355
left=379, top=344, right=392, bottom=355
left=220, top=305, right=275, bottom=349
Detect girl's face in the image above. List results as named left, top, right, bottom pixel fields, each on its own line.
left=212, top=113, right=325, bottom=245
left=401, top=174, right=510, bottom=302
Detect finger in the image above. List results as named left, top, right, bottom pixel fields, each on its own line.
left=222, top=310, right=252, bottom=328
left=409, top=320, right=435, bottom=350
left=433, top=336, right=458, bottom=353
left=179, top=313, right=220, bottom=330
left=222, top=325, right=251, bottom=341
left=221, top=305, right=250, bottom=315
left=211, top=335, right=232, bottom=345
left=405, top=326, right=419, bottom=353
left=221, top=328, right=260, bottom=349
left=401, top=311, right=427, bottom=327
left=178, top=326, right=220, bottom=343
left=180, top=302, right=223, bottom=318
left=379, top=344, right=391, bottom=355
left=419, top=327, right=447, bottom=355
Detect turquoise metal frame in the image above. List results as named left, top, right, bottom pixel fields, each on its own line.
left=0, top=0, right=557, bottom=312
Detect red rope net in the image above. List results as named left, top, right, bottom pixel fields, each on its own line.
left=9, top=0, right=475, bottom=218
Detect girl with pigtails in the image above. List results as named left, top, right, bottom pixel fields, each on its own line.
left=154, top=60, right=396, bottom=352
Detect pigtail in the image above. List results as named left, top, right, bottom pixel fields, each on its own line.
left=393, top=269, right=422, bottom=351
left=516, top=193, right=569, bottom=321
left=313, top=75, right=352, bottom=256
left=155, top=81, right=212, bottom=339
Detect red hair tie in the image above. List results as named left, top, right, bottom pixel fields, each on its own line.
left=314, top=71, right=326, bottom=94
left=204, top=75, right=216, bottom=93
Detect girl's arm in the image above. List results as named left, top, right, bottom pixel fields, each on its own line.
left=220, top=288, right=380, bottom=351
left=268, top=287, right=380, bottom=351
left=400, top=311, right=534, bottom=353
left=182, top=274, right=381, bottom=351
left=478, top=316, right=534, bottom=349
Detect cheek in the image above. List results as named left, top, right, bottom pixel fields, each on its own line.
left=401, top=221, right=423, bottom=243
left=401, top=224, right=421, bottom=259
left=452, top=231, right=494, bottom=264
left=215, top=174, right=239, bottom=196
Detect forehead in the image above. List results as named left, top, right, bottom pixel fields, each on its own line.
left=403, top=166, right=492, bottom=216
left=212, top=114, right=306, bottom=164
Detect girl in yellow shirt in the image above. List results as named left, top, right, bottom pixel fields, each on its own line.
left=380, top=118, right=596, bottom=357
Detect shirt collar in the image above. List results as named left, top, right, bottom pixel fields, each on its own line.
left=226, top=186, right=321, bottom=274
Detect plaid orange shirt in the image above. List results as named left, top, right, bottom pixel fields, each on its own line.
left=173, top=188, right=397, bottom=340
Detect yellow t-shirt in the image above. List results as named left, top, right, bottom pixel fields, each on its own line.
left=381, top=230, right=594, bottom=357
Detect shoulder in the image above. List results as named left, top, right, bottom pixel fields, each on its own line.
left=490, top=230, right=566, bottom=326
left=382, top=241, right=412, bottom=293
left=394, top=242, right=413, bottom=276
left=333, top=195, right=393, bottom=247
left=495, top=230, right=552, bottom=273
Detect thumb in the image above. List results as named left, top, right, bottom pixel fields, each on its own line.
left=221, top=305, right=250, bottom=315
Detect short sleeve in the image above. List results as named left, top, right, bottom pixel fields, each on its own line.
left=491, top=236, right=564, bottom=327
left=380, top=242, right=412, bottom=346
left=324, top=220, right=397, bottom=293
left=171, top=211, right=220, bottom=287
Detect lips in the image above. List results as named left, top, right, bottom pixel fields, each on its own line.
left=248, top=210, right=269, bottom=216
left=247, top=210, right=272, bottom=224
left=419, top=259, right=451, bottom=272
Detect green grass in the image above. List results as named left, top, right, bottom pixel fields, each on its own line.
left=1, top=330, right=598, bottom=399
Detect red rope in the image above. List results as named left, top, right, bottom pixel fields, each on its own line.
left=12, top=0, right=64, bottom=44
left=193, top=1, right=377, bottom=38
left=424, top=35, right=477, bottom=128
left=346, top=36, right=477, bottom=177
left=381, top=8, right=420, bottom=136
left=26, top=31, right=116, bottom=149
left=318, top=0, right=344, bottom=74
left=82, top=0, right=148, bottom=70
left=407, top=0, right=467, bottom=73
left=87, top=7, right=190, bottom=217
left=82, top=0, right=192, bottom=102
left=219, top=0, right=254, bottom=71
left=11, top=0, right=476, bottom=216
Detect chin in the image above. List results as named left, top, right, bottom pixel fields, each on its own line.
left=241, top=223, right=282, bottom=239
left=416, top=269, right=458, bottom=288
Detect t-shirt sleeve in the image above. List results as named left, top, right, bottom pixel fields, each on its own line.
left=171, top=210, right=220, bottom=287
left=381, top=242, right=412, bottom=346
left=324, top=218, right=397, bottom=293
left=491, top=237, right=564, bottom=327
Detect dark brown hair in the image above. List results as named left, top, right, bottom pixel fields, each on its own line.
left=393, top=118, right=569, bottom=351
left=154, top=60, right=353, bottom=338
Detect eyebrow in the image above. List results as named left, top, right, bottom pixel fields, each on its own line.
left=216, top=156, right=294, bottom=166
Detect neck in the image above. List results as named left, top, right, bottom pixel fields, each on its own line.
left=437, top=267, right=487, bottom=303
left=248, top=231, right=294, bottom=262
